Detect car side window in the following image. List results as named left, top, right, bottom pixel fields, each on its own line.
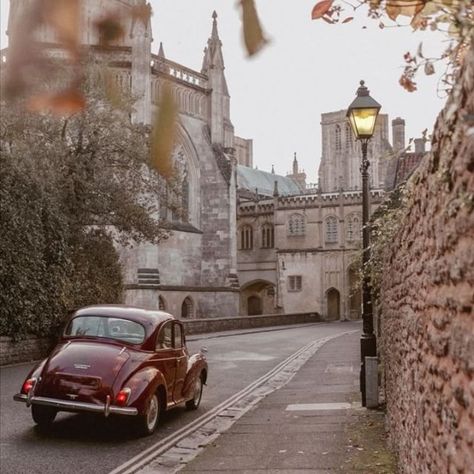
left=156, top=323, right=172, bottom=350
left=174, top=324, right=183, bottom=349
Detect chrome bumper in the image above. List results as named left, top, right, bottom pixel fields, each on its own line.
left=13, top=393, right=138, bottom=416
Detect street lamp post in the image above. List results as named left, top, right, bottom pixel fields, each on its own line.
left=346, top=80, right=381, bottom=407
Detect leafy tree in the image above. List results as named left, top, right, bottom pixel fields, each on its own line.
left=0, top=74, right=171, bottom=339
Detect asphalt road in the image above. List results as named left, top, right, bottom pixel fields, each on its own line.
left=0, top=321, right=361, bottom=474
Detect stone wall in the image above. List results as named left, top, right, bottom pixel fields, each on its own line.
left=380, top=45, right=474, bottom=473
left=0, top=312, right=321, bottom=366
left=182, top=312, right=321, bottom=335
left=0, top=336, right=54, bottom=366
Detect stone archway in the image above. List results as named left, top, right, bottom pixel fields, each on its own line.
left=240, top=280, right=276, bottom=316
left=326, top=288, right=341, bottom=321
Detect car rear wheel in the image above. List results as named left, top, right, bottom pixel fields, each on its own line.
left=186, top=374, right=203, bottom=410
left=32, top=405, right=57, bottom=427
left=136, top=393, right=160, bottom=436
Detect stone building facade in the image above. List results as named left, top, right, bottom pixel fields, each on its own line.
left=5, top=1, right=254, bottom=319
left=236, top=112, right=410, bottom=320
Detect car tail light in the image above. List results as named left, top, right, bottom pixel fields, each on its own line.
left=115, top=388, right=131, bottom=406
left=22, top=378, right=36, bottom=394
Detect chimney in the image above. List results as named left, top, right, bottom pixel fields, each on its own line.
left=414, top=138, right=425, bottom=154
left=392, top=117, right=405, bottom=152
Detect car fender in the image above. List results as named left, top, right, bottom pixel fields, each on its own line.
left=182, top=353, right=208, bottom=400
left=123, top=367, right=167, bottom=414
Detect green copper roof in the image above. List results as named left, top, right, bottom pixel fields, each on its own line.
left=237, top=165, right=301, bottom=197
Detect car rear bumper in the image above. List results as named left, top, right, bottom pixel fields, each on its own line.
left=14, top=393, right=138, bottom=416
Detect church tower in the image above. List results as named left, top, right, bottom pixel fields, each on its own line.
left=202, top=12, right=234, bottom=147
left=318, top=111, right=391, bottom=192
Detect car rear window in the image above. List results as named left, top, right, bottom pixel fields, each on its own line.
left=65, top=316, right=146, bottom=345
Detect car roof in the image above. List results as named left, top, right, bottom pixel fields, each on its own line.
left=72, top=305, right=174, bottom=329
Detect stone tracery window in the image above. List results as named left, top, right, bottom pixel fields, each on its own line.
left=288, top=214, right=305, bottom=236
left=325, top=216, right=338, bottom=243
left=240, top=225, right=253, bottom=250
left=335, top=125, right=342, bottom=152
left=345, top=123, right=352, bottom=150
left=261, top=223, right=274, bottom=248
left=346, top=213, right=362, bottom=241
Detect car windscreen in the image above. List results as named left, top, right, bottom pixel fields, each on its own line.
left=65, top=316, right=146, bottom=345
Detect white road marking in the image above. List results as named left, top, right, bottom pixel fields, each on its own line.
left=286, top=401, right=362, bottom=411
left=110, top=329, right=359, bottom=474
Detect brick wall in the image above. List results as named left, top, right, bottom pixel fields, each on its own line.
left=380, top=45, right=474, bottom=473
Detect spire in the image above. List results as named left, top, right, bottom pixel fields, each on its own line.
left=211, top=10, right=219, bottom=39
left=292, top=152, right=298, bottom=175
left=202, top=11, right=225, bottom=74
left=158, top=41, right=165, bottom=58
left=271, top=165, right=275, bottom=174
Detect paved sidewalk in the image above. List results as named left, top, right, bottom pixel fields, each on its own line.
left=180, top=330, right=394, bottom=473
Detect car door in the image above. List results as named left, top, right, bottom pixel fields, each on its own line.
left=172, top=322, right=187, bottom=403
left=154, top=321, right=176, bottom=406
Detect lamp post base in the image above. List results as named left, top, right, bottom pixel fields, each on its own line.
left=360, top=332, right=377, bottom=407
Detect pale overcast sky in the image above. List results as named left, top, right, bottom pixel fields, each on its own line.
left=0, top=1, right=446, bottom=182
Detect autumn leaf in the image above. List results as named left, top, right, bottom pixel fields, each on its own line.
left=240, top=0, right=268, bottom=57
left=385, top=3, right=401, bottom=21
left=95, top=15, right=125, bottom=46
left=151, top=83, right=177, bottom=178
left=42, top=0, right=80, bottom=58
left=385, top=0, right=426, bottom=22
left=28, top=88, right=86, bottom=115
left=342, top=17, right=354, bottom=24
left=311, top=0, right=334, bottom=20
left=399, top=74, right=417, bottom=92
left=130, top=3, right=152, bottom=25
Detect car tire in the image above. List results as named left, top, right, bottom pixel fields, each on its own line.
left=136, top=393, right=160, bottom=436
left=186, top=374, right=203, bottom=410
left=31, top=405, right=57, bottom=427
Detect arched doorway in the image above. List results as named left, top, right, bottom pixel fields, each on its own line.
left=240, top=280, right=276, bottom=315
left=181, top=297, right=194, bottom=319
left=327, top=288, right=341, bottom=320
left=348, top=266, right=361, bottom=319
left=247, top=295, right=262, bottom=315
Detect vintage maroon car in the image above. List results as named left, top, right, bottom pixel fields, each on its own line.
left=14, top=305, right=208, bottom=435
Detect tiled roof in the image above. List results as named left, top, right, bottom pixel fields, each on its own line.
left=237, top=165, right=301, bottom=197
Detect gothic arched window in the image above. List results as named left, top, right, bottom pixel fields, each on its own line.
left=288, top=214, right=305, bottom=236
left=240, top=225, right=253, bottom=250
left=335, top=125, right=342, bottom=152
left=181, top=297, right=194, bottom=319
left=345, top=124, right=352, bottom=150
left=261, top=223, right=274, bottom=248
left=346, top=214, right=362, bottom=241
left=325, top=216, right=338, bottom=243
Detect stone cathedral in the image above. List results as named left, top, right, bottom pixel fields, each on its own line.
left=5, top=1, right=421, bottom=321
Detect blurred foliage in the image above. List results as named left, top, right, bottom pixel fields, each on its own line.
left=311, top=0, right=474, bottom=94
left=0, top=76, right=172, bottom=340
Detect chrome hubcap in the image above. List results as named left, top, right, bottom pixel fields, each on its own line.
left=194, top=378, right=202, bottom=404
left=146, top=395, right=158, bottom=431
